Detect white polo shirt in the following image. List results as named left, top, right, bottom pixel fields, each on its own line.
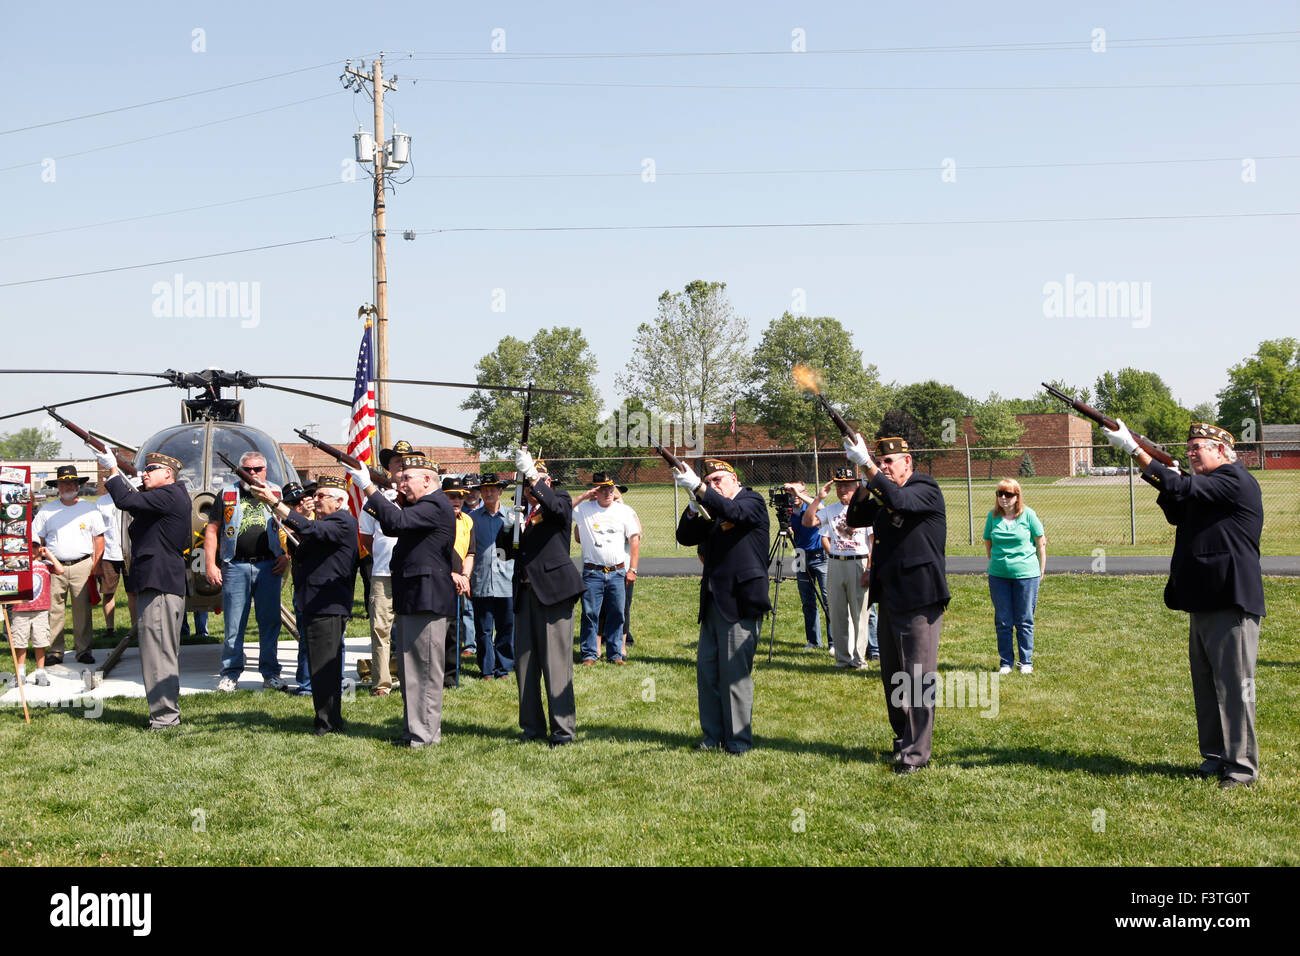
left=32, top=497, right=106, bottom=562
left=574, top=499, right=641, bottom=568
left=358, top=490, right=399, bottom=576
left=95, top=496, right=123, bottom=562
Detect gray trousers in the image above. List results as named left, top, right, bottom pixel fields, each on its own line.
left=827, top=555, right=871, bottom=667
left=514, top=587, right=576, bottom=743
left=137, top=589, right=185, bottom=728
left=395, top=613, right=449, bottom=746
left=877, top=601, right=943, bottom=768
left=1189, top=609, right=1260, bottom=782
left=697, top=600, right=760, bottom=753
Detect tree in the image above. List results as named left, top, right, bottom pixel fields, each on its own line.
left=617, top=280, right=750, bottom=456
left=744, top=312, right=890, bottom=450
left=1215, top=338, right=1300, bottom=441
left=594, top=395, right=658, bottom=482
left=460, top=327, right=602, bottom=474
left=1019, top=454, right=1036, bottom=478
left=971, top=392, right=1028, bottom=478
left=889, top=381, right=973, bottom=463
left=875, top=409, right=927, bottom=459
left=1006, top=380, right=1092, bottom=415
left=0, top=427, right=63, bottom=459
left=1093, top=367, right=1192, bottom=464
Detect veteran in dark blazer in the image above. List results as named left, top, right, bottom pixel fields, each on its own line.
left=257, top=476, right=358, bottom=735
left=844, top=435, right=950, bottom=773
left=92, top=447, right=191, bottom=730
left=1107, top=420, right=1265, bottom=788
left=674, top=457, right=770, bottom=755
left=504, top=453, right=584, bottom=746
left=348, top=454, right=456, bottom=747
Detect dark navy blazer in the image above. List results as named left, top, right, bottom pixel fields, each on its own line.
left=503, top=479, right=584, bottom=607
left=1147, top=459, right=1265, bottom=617
left=280, top=509, right=358, bottom=617
left=846, top=470, right=950, bottom=614
left=675, top=486, right=771, bottom=624
left=106, top=474, right=190, bottom=597
left=365, top=489, right=457, bottom=616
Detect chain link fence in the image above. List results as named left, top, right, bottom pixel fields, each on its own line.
left=437, top=442, right=1300, bottom=558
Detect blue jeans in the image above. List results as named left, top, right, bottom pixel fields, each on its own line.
left=795, top=551, right=830, bottom=647
left=219, top=559, right=284, bottom=680
left=580, top=568, right=626, bottom=661
left=459, top=593, right=476, bottom=653
left=473, top=595, right=515, bottom=678
left=180, top=611, right=209, bottom=639
left=988, top=574, right=1040, bottom=667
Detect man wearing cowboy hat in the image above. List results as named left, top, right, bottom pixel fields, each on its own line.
left=1104, top=419, right=1265, bottom=789
left=674, top=457, right=770, bottom=754
left=31, top=464, right=106, bottom=666
left=572, top=472, right=641, bottom=664
left=90, top=448, right=191, bottom=728
left=802, top=466, right=878, bottom=669
left=509, top=451, right=584, bottom=746
left=843, top=434, right=949, bottom=774
left=469, top=473, right=518, bottom=680
left=438, top=475, right=476, bottom=688
left=346, top=453, right=457, bottom=747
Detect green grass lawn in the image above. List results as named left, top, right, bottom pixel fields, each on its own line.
left=3, top=575, right=1297, bottom=866
left=619, top=470, right=1300, bottom=557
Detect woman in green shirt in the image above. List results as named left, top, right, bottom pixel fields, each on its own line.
left=983, top=479, right=1046, bottom=675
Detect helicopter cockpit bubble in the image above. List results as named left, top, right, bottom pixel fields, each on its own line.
left=208, top=425, right=290, bottom=489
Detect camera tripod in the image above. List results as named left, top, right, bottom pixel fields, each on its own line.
left=766, top=529, right=831, bottom=662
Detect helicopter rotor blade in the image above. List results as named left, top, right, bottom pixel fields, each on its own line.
left=87, top=428, right=139, bottom=455
left=257, top=375, right=578, bottom=397
left=256, top=383, right=476, bottom=443
left=0, top=369, right=173, bottom=378
left=0, top=384, right=176, bottom=423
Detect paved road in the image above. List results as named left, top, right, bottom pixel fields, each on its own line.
left=636, top=555, right=1300, bottom=577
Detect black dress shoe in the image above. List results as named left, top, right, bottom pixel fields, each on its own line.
left=694, top=740, right=721, bottom=752
left=1196, top=763, right=1223, bottom=779
left=1219, top=777, right=1255, bottom=790
left=549, top=738, right=574, bottom=749
left=76, top=652, right=95, bottom=665
left=894, top=763, right=925, bottom=775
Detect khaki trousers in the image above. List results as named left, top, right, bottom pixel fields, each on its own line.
left=49, top=557, right=94, bottom=657
left=368, top=576, right=395, bottom=690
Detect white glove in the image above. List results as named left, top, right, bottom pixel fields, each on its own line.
left=88, top=444, right=116, bottom=471
left=1102, top=418, right=1140, bottom=456
left=686, top=498, right=701, bottom=515
left=515, top=448, right=539, bottom=482
left=673, top=464, right=701, bottom=493
left=344, top=463, right=372, bottom=489
left=843, top=432, right=872, bottom=467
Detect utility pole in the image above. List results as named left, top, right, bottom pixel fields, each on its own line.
left=343, top=56, right=408, bottom=452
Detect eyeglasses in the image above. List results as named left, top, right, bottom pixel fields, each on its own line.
left=880, top=456, right=905, bottom=466
left=1186, top=441, right=1217, bottom=453
left=244, top=465, right=266, bottom=472
left=996, top=490, right=1018, bottom=498
left=143, top=464, right=168, bottom=473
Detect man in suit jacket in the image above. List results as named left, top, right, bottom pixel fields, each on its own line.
left=347, top=454, right=456, bottom=748
left=90, top=447, right=191, bottom=730
left=1105, top=420, right=1265, bottom=789
left=507, top=453, right=584, bottom=746
left=255, top=475, right=358, bottom=734
left=674, top=457, right=770, bottom=755
left=844, top=435, right=950, bottom=773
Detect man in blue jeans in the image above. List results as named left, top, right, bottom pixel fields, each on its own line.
left=572, top=473, right=641, bottom=665
left=203, top=451, right=290, bottom=692
left=470, top=475, right=517, bottom=679
left=784, top=481, right=830, bottom=651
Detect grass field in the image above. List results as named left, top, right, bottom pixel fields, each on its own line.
left=3, top=575, right=1297, bottom=866
left=619, top=470, right=1300, bottom=557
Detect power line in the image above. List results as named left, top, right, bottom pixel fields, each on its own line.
left=0, top=237, right=337, bottom=288
left=404, top=76, right=1300, bottom=93
left=0, top=61, right=339, bottom=136
left=411, top=154, right=1300, bottom=181
left=0, top=181, right=360, bottom=242
left=403, top=211, right=1300, bottom=236
left=0, top=93, right=341, bottom=174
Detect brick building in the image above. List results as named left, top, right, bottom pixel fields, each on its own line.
left=929, top=413, right=1094, bottom=478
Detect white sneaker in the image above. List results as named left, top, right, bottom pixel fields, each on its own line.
left=998, top=665, right=1012, bottom=675
left=1019, top=663, right=1034, bottom=675
left=263, top=676, right=290, bottom=692
left=217, top=676, right=238, bottom=692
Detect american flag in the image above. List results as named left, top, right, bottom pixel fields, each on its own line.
left=730, top=405, right=737, bottom=436
left=345, top=320, right=376, bottom=524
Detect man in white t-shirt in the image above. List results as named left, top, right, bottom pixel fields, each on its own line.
left=31, top=465, right=106, bottom=665
left=572, top=473, right=641, bottom=664
left=359, top=473, right=401, bottom=696
left=804, top=467, right=878, bottom=669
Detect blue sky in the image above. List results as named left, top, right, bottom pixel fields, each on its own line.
left=1, top=1, right=1297, bottom=452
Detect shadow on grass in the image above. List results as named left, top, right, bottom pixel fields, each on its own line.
left=1259, top=659, right=1300, bottom=669
left=944, top=744, right=1192, bottom=779
left=573, top=720, right=881, bottom=763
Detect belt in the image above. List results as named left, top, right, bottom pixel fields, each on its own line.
left=230, top=555, right=275, bottom=564
left=584, top=562, right=625, bottom=572
left=828, top=553, right=867, bottom=561
left=60, top=554, right=92, bottom=565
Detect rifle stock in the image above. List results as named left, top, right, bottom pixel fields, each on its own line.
left=812, top=392, right=854, bottom=440
left=45, top=407, right=138, bottom=476
left=1040, top=383, right=1177, bottom=468
left=292, top=429, right=390, bottom=488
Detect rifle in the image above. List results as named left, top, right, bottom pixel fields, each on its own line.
left=44, top=407, right=139, bottom=476
left=293, top=429, right=390, bottom=489
left=809, top=391, right=854, bottom=441
left=513, top=382, right=533, bottom=546
left=216, top=451, right=299, bottom=547
left=1040, top=382, right=1177, bottom=468
left=652, top=441, right=712, bottom=521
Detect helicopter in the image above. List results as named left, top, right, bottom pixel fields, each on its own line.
left=0, top=367, right=572, bottom=674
